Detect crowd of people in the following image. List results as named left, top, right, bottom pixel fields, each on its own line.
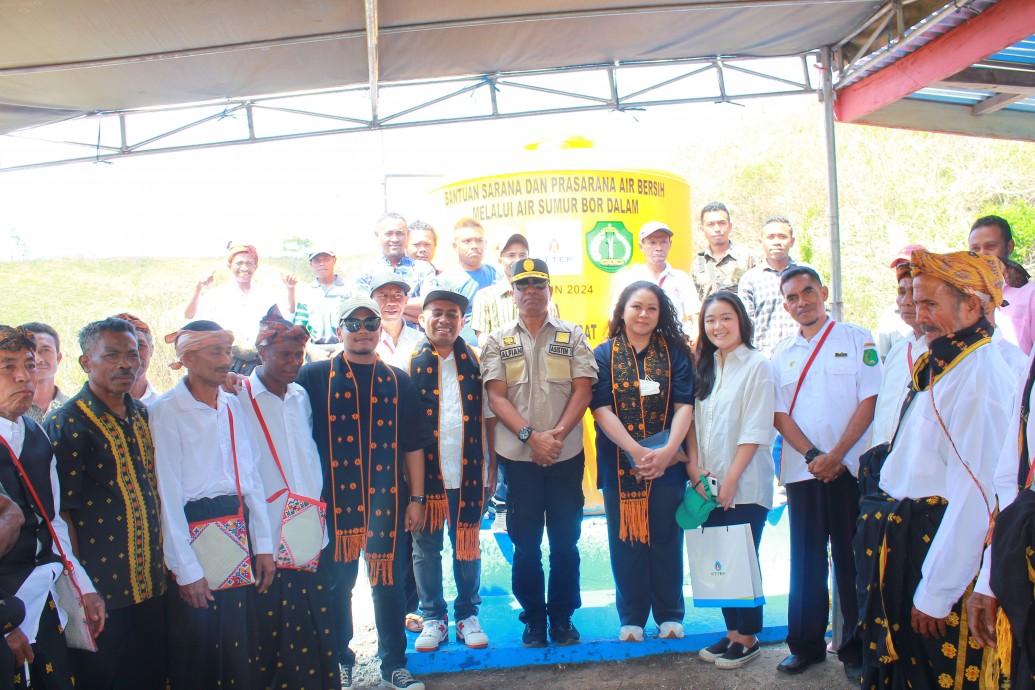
left=0, top=205, right=1033, bottom=690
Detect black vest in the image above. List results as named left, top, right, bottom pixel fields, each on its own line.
left=0, top=417, right=61, bottom=592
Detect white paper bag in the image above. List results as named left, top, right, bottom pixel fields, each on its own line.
left=685, top=523, right=765, bottom=608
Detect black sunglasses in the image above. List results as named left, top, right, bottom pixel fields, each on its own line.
left=513, top=279, right=550, bottom=290
left=340, top=316, right=381, bottom=332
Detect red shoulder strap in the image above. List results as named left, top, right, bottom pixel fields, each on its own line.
left=242, top=379, right=291, bottom=502
left=788, top=319, right=836, bottom=416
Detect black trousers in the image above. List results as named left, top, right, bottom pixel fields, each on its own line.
left=602, top=484, right=685, bottom=628
left=319, top=521, right=409, bottom=675
left=786, top=473, right=861, bottom=663
left=69, top=596, right=166, bottom=690
left=504, top=453, right=585, bottom=626
left=701, top=503, right=768, bottom=636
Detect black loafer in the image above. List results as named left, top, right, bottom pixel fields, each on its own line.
left=776, top=653, right=825, bottom=674
left=843, top=660, right=863, bottom=680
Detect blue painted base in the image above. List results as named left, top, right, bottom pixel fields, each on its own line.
left=405, top=506, right=802, bottom=674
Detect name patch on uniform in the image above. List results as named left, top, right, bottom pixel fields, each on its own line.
left=834, top=352, right=847, bottom=358
left=503, top=336, right=517, bottom=346
left=501, top=346, right=524, bottom=360
left=863, top=348, right=879, bottom=367
left=548, top=344, right=573, bottom=357
left=554, top=331, right=571, bottom=344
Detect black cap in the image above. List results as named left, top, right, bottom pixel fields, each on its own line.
left=422, top=290, right=469, bottom=312
left=510, top=258, right=550, bottom=282
left=501, top=233, right=529, bottom=252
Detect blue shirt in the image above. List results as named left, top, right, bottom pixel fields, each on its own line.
left=590, top=338, right=695, bottom=489
left=436, top=264, right=503, bottom=345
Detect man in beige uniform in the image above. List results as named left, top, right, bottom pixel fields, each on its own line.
left=481, top=258, right=597, bottom=648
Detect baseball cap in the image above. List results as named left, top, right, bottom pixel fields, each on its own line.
left=423, top=290, right=469, bottom=312
left=307, top=248, right=336, bottom=261
left=639, top=221, right=674, bottom=242
left=368, top=272, right=411, bottom=297
left=338, top=295, right=381, bottom=322
left=501, top=233, right=530, bottom=252
left=890, top=244, right=924, bottom=269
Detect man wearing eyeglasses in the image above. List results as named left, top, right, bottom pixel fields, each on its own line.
left=481, top=259, right=598, bottom=648
left=295, top=296, right=433, bottom=690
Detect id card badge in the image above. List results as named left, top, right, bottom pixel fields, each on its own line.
left=640, top=378, right=661, bottom=396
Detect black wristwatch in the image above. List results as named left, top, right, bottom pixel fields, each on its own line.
left=804, top=448, right=824, bottom=464
left=408, top=495, right=426, bottom=505
left=518, top=426, right=534, bottom=443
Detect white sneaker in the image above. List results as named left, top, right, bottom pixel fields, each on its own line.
left=414, top=619, right=448, bottom=652
left=492, top=510, right=507, bottom=533
left=456, top=615, right=489, bottom=649
left=619, top=625, right=644, bottom=642
left=658, top=621, right=684, bottom=639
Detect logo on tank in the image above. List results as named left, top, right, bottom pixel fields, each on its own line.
left=586, top=221, right=633, bottom=273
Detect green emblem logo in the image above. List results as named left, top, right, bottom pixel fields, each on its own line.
left=586, top=221, right=633, bottom=273
left=863, top=348, right=879, bottom=367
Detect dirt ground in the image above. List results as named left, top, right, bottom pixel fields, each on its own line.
left=349, top=642, right=858, bottom=689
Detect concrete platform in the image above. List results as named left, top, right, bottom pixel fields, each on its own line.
left=405, top=505, right=795, bottom=674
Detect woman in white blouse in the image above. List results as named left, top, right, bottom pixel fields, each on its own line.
left=686, top=290, right=775, bottom=670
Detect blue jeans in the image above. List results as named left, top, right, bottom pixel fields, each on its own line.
left=412, top=489, right=482, bottom=621
left=503, top=452, right=585, bottom=626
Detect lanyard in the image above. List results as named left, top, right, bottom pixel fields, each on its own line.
left=906, top=341, right=914, bottom=372
left=788, top=319, right=836, bottom=416
left=243, top=379, right=294, bottom=503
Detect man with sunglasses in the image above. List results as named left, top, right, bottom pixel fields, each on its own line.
left=296, top=296, right=433, bottom=690
left=481, top=259, right=597, bottom=648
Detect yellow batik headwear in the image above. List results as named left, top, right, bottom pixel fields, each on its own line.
left=910, top=249, right=1005, bottom=310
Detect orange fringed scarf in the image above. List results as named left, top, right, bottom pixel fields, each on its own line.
left=610, top=331, right=671, bottom=545
left=409, top=338, right=485, bottom=561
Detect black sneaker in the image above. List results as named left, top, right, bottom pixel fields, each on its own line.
left=549, top=619, right=581, bottom=646
left=698, top=636, right=731, bottom=663
left=380, top=667, right=425, bottom=690
left=522, top=622, right=548, bottom=648
left=340, top=663, right=354, bottom=689
left=715, top=641, right=762, bottom=669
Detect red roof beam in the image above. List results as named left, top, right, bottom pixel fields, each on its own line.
left=834, top=0, right=1035, bottom=123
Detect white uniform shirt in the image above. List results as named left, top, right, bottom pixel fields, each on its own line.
left=137, top=380, right=160, bottom=408
left=240, top=373, right=328, bottom=548
left=994, top=328, right=1028, bottom=379
left=437, top=354, right=464, bottom=490
left=771, top=318, right=883, bottom=484
left=195, top=283, right=279, bottom=350
left=377, top=326, right=422, bottom=369
left=871, top=330, right=927, bottom=446
left=609, top=263, right=702, bottom=335
left=0, top=416, right=96, bottom=644
left=150, top=379, right=274, bottom=584
left=879, top=342, right=1013, bottom=617
left=693, top=344, right=776, bottom=508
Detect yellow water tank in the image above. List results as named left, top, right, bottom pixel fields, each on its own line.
left=431, top=137, right=693, bottom=509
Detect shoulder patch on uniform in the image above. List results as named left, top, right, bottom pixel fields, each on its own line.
left=503, top=336, right=516, bottom=346
left=555, top=331, right=571, bottom=344
left=863, top=348, right=879, bottom=367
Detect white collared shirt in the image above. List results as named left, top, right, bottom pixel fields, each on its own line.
left=195, top=282, right=280, bottom=350
left=0, top=416, right=95, bottom=644
left=240, top=373, right=328, bottom=548
left=693, top=344, right=776, bottom=508
left=150, top=379, right=273, bottom=584
left=136, top=380, right=160, bottom=408
left=879, top=342, right=1014, bottom=617
left=771, top=319, right=883, bottom=483
left=871, top=330, right=927, bottom=446
left=377, top=325, right=422, bottom=369
left=994, top=328, right=1028, bottom=378
left=437, top=354, right=463, bottom=490
left=609, top=262, right=702, bottom=334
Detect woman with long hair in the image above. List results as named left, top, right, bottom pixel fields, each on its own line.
left=687, top=290, right=775, bottom=669
left=590, top=280, right=695, bottom=643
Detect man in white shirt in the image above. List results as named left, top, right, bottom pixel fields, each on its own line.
left=371, top=274, right=422, bottom=369
left=870, top=246, right=927, bottom=447
left=0, top=325, right=103, bottom=690
left=410, top=291, right=495, bottom=653
left=151, top=320, right=275, bottom=690
left=770, top=266, right=881, bottom=679
left=609, top=220, right=700, bottom=338
left=238, top=310, right=337, bottom=690
left=855, top=250, right=1012, bottom=690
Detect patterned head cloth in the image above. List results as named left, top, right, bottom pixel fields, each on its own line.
left=226, top=241, right=259, bottom=266
left=163, top=322, right=234, bottom=370
left=110, top=312, right=151, bottom=336
left=0, top=326, right=36, bottom=352
left=910, top=249, right=1005, bottom=310
left=256, top=305, right=309, bottom=348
